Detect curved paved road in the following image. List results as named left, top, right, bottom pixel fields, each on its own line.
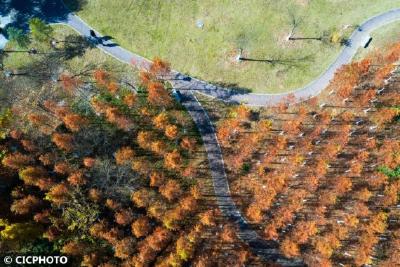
left=61, top=8, right=400, bottom=107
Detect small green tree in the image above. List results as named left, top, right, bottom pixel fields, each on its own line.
left=28, top=18, right=53, bottom=43
left=6, top=27, right=30, bottom=48
left=0, top=108, right=12, bottom=140
left=329, top=30, right=342, bottom=44
left=378, top=165, right=400, bottom=181
left=61, top=191, right=100, bottom=233
left=0, top=219, right=43, bottom=247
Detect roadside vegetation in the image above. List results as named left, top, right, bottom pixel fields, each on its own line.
left=203, top=42, right=400, bottom=266
left=66, top=0, right=400, bottom=93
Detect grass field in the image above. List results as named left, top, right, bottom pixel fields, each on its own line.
left=3, top=25, right=129, bottom=72
left=67, top=0, right=400, bottom=93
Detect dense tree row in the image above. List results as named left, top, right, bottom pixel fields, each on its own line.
left=214, top=42, right=400, bottom=266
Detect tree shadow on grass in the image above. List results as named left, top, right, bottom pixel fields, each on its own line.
left=61, top=34, right=95, bottom=59
left=192, top=81, right=253, bottom=104
left=63, top=0, right=88, bottom=12
left=0, top=0, right=86, bottom=30
left=100, top=35, right=114, bottom=42
left=209, top=81, right=253, bottom=95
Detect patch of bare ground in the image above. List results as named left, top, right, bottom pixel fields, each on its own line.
left=276, top=31, right=305, bottom=49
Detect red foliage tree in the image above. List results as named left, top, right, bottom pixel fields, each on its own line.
left=164, top=149, right=182, bottom=170
left=59, top=73, right=82, bottom=93
left=131, top=216, right=151, bottom=238
left=115, top=209, right=134, bottom=226
left=93, top=69, right=109, bottom=86
left=2, top=152, right=34, bottom=170
left=114, top=146, right=134, bottom=165
left=150, top=58, right=171, bottom=76
left=63, top=113, right=88, bottom=132
left=52, top=133, right=74, bottom=152
left=159, top=180, right=182, bottom=201
left=147, top=82, right=172, bottom=107
left=11, top=195, right=41, bottom=215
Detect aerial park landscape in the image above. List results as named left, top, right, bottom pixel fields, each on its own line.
left=0, top=1, right=399, bottom=266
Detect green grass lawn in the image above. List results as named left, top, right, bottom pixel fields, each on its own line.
left=67, top=0, right=400, bottom=93
left=3, top=25, right=129, bottom=72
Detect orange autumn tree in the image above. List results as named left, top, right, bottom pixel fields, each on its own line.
left=52, top=133, right=74, bottom=152
left=147, top=82, right=172, bottom=107
left=137, top=58, right=173, bottom=107
left=93, top=69, right=122, bottom=94
left=114, top=146, right=134, bottom=165
left=150, top=57, right=171, bottom=76
left=159, top=180, right=182, bottom=201
left=153, top=112, right=169, bottom=130
left=62, top=113, right=88, bottom=132
left=330, top=58, right=371, bottom=100
left=281, top=238, right=300, bottom=258
left=46, top=183, right=70, bottom=206
left=131, top=216, right=151, bottom=238
left=10, top=195, right=41, bottom=215
left=59, top=73, right=82, bottom=93
left=105, top=106, right=134, bottom=131
left=107, top=81, right=119, bottom=94
left=180, top=137, right=196, bottom=152
left=114, top=209, right=134, bottom=226
left=67, top=170, right=86, bottom=186
left=165, top=124, right=179, bottom=139
left=93, top=69, right=109, bottom=86
left=164, top=149, right=182, bottom=170
left=2, top=152, right=34, bottom=170
left=123, top=92, right=137, bottom=108
left=149, top=171, right=165, bottom=187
